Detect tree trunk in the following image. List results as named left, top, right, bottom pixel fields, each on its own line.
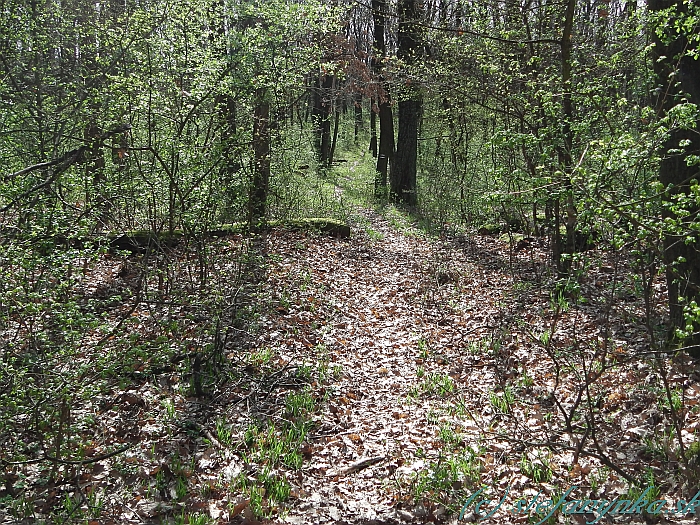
left=391, top=98, right=420, bottom=205
left=552, top=0, right=577, bottom=271
left=311, top=76, right=323, bottom=157
left=391, top=0, right=422, bottom=206
left=354, top=93, right=362, bottom=141
left=329, top=106, right=340, bottom=167
left=376, top=99, right=394, bottom=193
left=372, top=0, right=393, bottom=196
left=369, top=97, right=378, bottom=157
left=311, top=74, right=334, bottom=166
left=320, top=75, right=333, bottom=166
left=249, top=88, right=270, bottom=229
left=649, top=0, right=700, bottom=354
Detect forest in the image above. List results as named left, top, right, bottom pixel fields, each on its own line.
left=1, top=0, right=700, bottom=523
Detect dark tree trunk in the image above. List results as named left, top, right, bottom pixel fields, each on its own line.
left=249, top=88, right=270, bottom=229
left=311, top=74, right=333, bottom=165
left=376, top=99, right=394, bottom=192
left=391, top=0, right=422, bottom=206
left=211, top=1, right=242, bottom=222
left=561, top=0, right=576, bottom=257
left=79, top=1, right=110, bottom=232
left=321, top=76, right=334, bottom=166
left=391, top=98, right=420, bottom=205
left=354, top=93, right=362, bottom=141
left=329, top=106, right=340, bottom=167
left=311, top=76, right=323, bottom=156
left=369, top=97, right=378, bottom=157
left=550, top=0, right=576, bottom=272
left=649, top=0, right=700, bottom=354
left=372, top=0, right=393, bottom=196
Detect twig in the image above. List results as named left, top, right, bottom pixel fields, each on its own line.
left=327, top=456, right=386, bottom=477
left=1, top=124, right=132, bottom=212
left=2, top=443, right=135, bottom=467
left=43, top=443, right=135, bottom=465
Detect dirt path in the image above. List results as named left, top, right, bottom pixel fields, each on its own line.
left=7, top=205, right=695, bottom=525
left=265, top=209, right=512, bottom=524
left=257, top=208, right=697, bottom=525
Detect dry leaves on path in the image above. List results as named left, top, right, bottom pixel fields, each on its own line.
left=3, top=210, right=699, bottom=525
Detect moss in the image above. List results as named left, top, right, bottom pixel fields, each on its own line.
left=478, top=223, right=501, bottom=235
left=499, top=232, right=525, bottom=243
left=106, top=218, right=350, bottom=253
left=208, top=223, right=246, bottom=236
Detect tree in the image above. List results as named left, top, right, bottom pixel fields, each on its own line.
left=391, top=0, right=423, bottom=206
left=249, top=87, right=270, bottom=228
left=371, top=0, right=394, bottom=196
left=649, top=0, right=700, bottom=353
left=553, top=0, right=578, bottom=269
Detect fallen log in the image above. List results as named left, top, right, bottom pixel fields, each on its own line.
left=0, top=218, right=351, bottom=254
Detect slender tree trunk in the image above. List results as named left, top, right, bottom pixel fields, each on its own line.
left=552, top=0, right=577, bottom=271
left=321, top=76, right=334, bottom=166
left=649, top=0, right=700, bottom=354
left=329, top=107, right=340, bottom=167
left=369, top=97, right=378, bottom=157
left=376, top=99, right=394, bottom=191
left=312, top=74, right=333, bottom=166
left=249, top=88, right=270, bottom=229
left=372, top=0, right=394, bottom=196
left=354, top=93, right=362, bottom=141
left=311, top=76, right=323, bottom=156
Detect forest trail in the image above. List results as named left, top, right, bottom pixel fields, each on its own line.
left=257, top=208, right=695, bottom=525
left=264, top=208, right=518, bottom=524
left=5, top=205, right=695, bottom=525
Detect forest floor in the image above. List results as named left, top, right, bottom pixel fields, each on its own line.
left=3, top=206, right=700, bottom=525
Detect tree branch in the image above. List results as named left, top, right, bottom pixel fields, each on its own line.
left=1, top=124, right=131, bottom=212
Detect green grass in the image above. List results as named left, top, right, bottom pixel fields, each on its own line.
left=519, top=453, right=552, bottom=483
left=236, top=417, right=310, bottom=517
left=399, top=449, right=482, bottom=515
left=411, top=372, right=455, bottom=398
left=488, top=386, right=514, bottom=414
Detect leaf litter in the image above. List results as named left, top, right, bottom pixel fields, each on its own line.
left=2, top=210, right=700, bottom=524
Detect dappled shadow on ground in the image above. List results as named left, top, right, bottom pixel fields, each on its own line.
left=2, top=210, right=695, bottom=525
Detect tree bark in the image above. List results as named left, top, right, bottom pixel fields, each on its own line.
left=369, top=97, right=378, bottom=157
left=372, top=0, right=394, bottom=196
left=354, top=93, right=363, bottom=141
left=649, top=0, right=700, bottom=354
left=249, top=88, right=270, bottom=229
left=329, top=105, right=340, bottom=167
left=376, top=98, right=394, bottom=192
left=562, top=0, right=576, bottom=254
left=391, top=98, right=420, bottom=205
left=311, top=74, right=333, bottom=166
left=391, top=0, right=422, bottom=206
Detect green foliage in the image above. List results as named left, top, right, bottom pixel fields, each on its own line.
left=488, top=387, right=515, bottom=414
left=519, top=454, right=553, bottom=483
left=0, top=0, right=345, bottom=234
left=402, top=450, right=482, bottom=515
left=2, top=0, right=700, bottom=520
left=411, top=371, right=455, bottom=398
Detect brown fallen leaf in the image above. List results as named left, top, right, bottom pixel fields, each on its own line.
left=229, top=497, right=250, bottom=518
